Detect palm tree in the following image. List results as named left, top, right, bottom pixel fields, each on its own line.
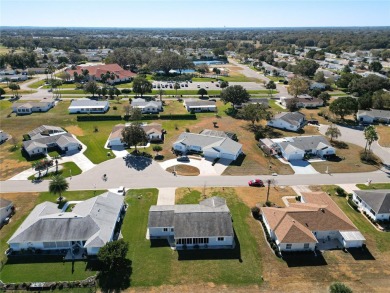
left=325, top=124, right=341, bottom=142
left=174, top=82, right=180, bottom=98
left=364, top=125, right=378, bottom=156
left=49, top=175, right=69, bottom=203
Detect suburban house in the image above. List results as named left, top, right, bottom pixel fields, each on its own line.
left=131, top=98, right=163, bottom=114
left=0, top=130, right=9, bottom=143
left=22, top=125, right=81, bottom=157
left=261, top=192, right=366, bottom=252
left=12, top=98, right=55, bottom=115
left=147, top=197, right=234, bottom=250
left=309, top=82, right=327, bottom=90
left=357, top=109, right=390, bottom=124
left=280, top=96, right=323, bottom=108
left=234, top=98, right=270, bottom=109
left=107, top=123, right=163, bottom=147
left=262, top=135, right=336, bottom=161
left=66, top=63, right=136, bottom=84
left=68, top=98, right=109, bottom=114
left=0, top=198, right=14, bottom=224
left=267, top=112, right=306, bottom=132
left=352, top=190, right=390, bottom=222
left=183, top=99, right=217, bottom=112
left=7, top=192, right=125, bottom=256
left=173, top=131, right=243, bottom=160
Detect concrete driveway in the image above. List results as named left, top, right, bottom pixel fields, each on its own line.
left=157, top=188, right=176, bottom=205
left=159, top=157, right=232, bottom=176
left=288, top=160, right=319, bottom=174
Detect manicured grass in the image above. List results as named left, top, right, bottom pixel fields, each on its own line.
left=356, top=183, right=390, bottom=190
left=27, top=162, right=82, bottom=180
left=28, top=80, right=46, bottom=89
left=0, top=100, right=12, bottom=111
left=269, top=99, right=287, bottom=111
left=266, top=76, right=285, bottom=82
left=58, top=90, right=86, bottom=94
left=151, top=89, right=273, bottom=95
left=123, top=187, right=263, bottom=287
left=0, top=190, right=105, bottom=282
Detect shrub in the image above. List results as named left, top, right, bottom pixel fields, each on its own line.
left=335, top=186, right=347, bottom=197
left=23, top=134, right=30, bottom=141
left=121, top=88, right=132, bottom=94
left=329, top=282, right=353, bottom=293
left=159, top=114, right=196, bottom=120
left=185, top=128, right=190, bottom=132
left=265, top=201, right=272, bottom=207
left=113, top=106, right=117, bottom=110
left=251, top=206, right=260, bottom=218
left=77, top=115, right=122, bottom=121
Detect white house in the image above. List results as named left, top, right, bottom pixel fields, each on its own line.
left=0, top=130, right=9, bottom=143
left=280, top=96, right=323, bottom=109
left=183, top=99, right=217, bottom=112
left=23, top=125, right=81, bottom=157
left=68, top=98, right=109, bottom=114
left=0, top=198, right=14, bottom=224
left=7, top=192, right=125, bottom=256
left=357, top=109, right=390, bottom=124
left=12, top=98, right=55, bottom=115
left=261, top=192, right=365, bottom=252
left=352, top=190, right=390, bottom=222
left=148, top=197, right=234, bottom=250
left=108, top=123, right=163, bottom=147
left=267, top=112, right=306, bottom=132
left=131, top=98, right=163, bottom=114
left=271, top=135, right=336, bottom=161
left=173, top=131, right=242, bottom=160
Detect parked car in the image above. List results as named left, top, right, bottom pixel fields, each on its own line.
left=177, top=156, right=190, bottom=162
left=248, top=179, right=264, bottom=187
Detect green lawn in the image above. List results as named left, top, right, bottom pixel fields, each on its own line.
left=28, top=80, right=46, bottom=89
left=269, top=99, right=287, bottom=111
left=0, top=190, right=105, bottom=282
left=152, top=89, right=276, bottom=96
left=27, top=162, right=82, bottom=180
left=57, top=90, right=86, bottom=94
left=356, top=183, right=390, bottom=190
left=124, top=188, right=263, bottom=287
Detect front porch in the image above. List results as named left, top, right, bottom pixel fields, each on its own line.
left=316, top=238, right=343, bottom=251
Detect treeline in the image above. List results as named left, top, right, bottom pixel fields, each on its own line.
left=1, top=27, right=389, bottom=53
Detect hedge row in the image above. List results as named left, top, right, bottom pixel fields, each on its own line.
left=77, top=115, right=122, bottom=121
left=77, top=114, right=196, bottom=121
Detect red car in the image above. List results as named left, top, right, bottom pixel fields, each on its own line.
left=248, top=179, right=264, bottom=187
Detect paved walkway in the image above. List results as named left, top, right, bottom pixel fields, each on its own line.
left=157, top=188, right=176, bottom=205
left=159, top=158, right=232, bottom=176
left=336, top=184, right=358, bottom=194
left=291, top=185, right=312, bottom=196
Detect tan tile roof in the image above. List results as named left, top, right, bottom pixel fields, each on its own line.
left=261, top=192, right=358, bottom=244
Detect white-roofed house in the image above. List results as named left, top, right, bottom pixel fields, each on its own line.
left=7, top=192, right=125, bottom=256
left=173, top=131, right=242, bottom=160
left=131, top=98, right=162, bottom=114
left=68, top=98, right=109, bottom=114
left=357, top=109, right=390, bottom=124
left=12, top=98, right=55, bottom=115
left=267, top=112, right=306, bottom=132
left=183, top=99, right=217, bottom=112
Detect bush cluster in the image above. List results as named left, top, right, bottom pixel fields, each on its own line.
left=77, top=115, right=122, bottom=121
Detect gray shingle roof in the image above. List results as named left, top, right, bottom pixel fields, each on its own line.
left=185, top=99, right=216, bottom=107
left=28, top=125, right=65, bottom=140
left=357, top=109, right=390, bottom=120
left=272, top=112, right=305, bottom=127
left=278, top=135, right=332, bottom=153
left=69, top=98, right=108, bottom=108
left=148, top=197, right=233, bottom=238
left=131, top=98, right=162, bottom=108
left=0, top=198, right=13, bottom=208
left=354, top=190, right=390, bottom=214
left=8, top=192, right=124, bottom=248
left=23, top=133, right=76, bottom=151
left=175, top=132, right=242, bottom=154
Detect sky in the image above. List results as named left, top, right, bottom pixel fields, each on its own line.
left=1, top=0, right=389, bottom=28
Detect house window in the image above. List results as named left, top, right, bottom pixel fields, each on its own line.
left=163, top=228, right=168, bottom=232
left=171, top=228, right=174, bottom=232
left=218, top=237, right=224, bottom=241
left=370, top=209, right=376, bottom=216
left=303, top=243, right=310, bottom=249
left=286, top=244, right=292, bottom=249
left=356, top=196, right=362, bottom=203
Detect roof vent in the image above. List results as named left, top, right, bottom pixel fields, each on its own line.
left=321, top=208, right=325, bottom=213
left=305, top=223, right=308, bottom=227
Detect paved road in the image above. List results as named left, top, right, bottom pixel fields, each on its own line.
left=1, top=155, right=388, bottom=193
left=318, top=124, right=390, bottom=166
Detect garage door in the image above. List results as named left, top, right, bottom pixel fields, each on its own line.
left=203, top=150, right=219, bottom=159
left=286, top=153, right=303, bottom=161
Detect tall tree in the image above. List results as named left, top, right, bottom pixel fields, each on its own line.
left=325, top=124, right=341, bottom=142
left=197, top=88, right=208, bottom=98
left=372, top=90, right=390, bottom=110
left=238, top=103, right=269, bottom=125
left=0, top=87, right=5, bottom=98
left=287, top=76, right=309, bottom=98
left=121, top=124, right=148, bottom=151
left=8, top=83, right=20, bottom=97
left=363, top=125, right=378, bottom=155
left=152, top=145, right=163, bottom=156
left=83, top=80, right=99, bottom=97
left=98, top=239, right=129, bottom=272
left=329, top=96, right=358, bottom=120
left=49, top=175, right=69, bottom=203
left=132, top=77, right=152, bottom=98
left=369, top=61, right=383, bottom=72
left=174, top=82, right=180, bottom=97
left=294, top=59, right=319, bottom=77
left=265, top=80, right=276, bottom=97
left=220, top=85, right=250, bottom=108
